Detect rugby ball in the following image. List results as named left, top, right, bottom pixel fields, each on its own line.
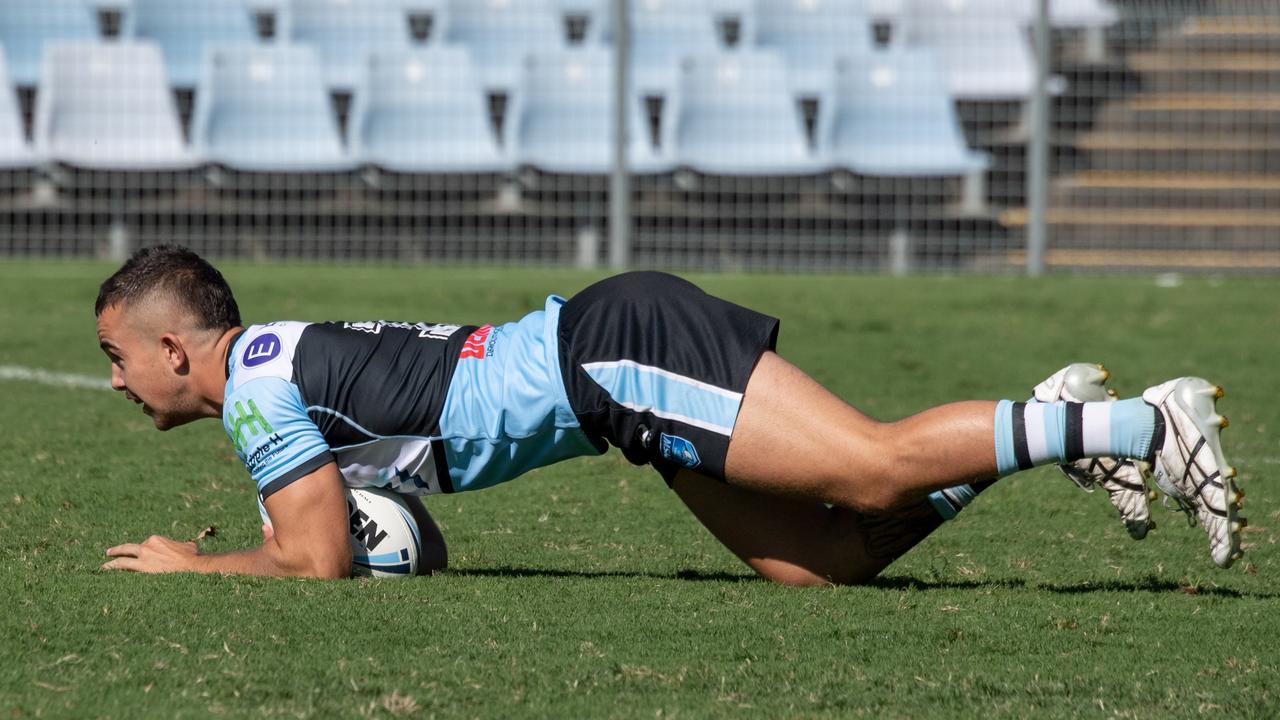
left=346, top=487, right=422, bottom=578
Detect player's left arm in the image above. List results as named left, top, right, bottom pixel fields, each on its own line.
left=103, top=461, right=352, bottom=579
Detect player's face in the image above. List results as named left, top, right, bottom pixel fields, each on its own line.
left=96, top=304, right=194, bottom=430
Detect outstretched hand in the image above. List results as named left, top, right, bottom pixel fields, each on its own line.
left=103, top=535, right=200, bottom=574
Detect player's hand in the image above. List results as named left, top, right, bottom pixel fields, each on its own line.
left=102, top=535, right=200, bottom=574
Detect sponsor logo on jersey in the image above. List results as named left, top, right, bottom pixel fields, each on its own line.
left=348, top=499, right=389, bottom=551
left=243, top=432, right=285, bottom=471
left=228, top=399, right=274, bottom=453
left=343, top=321, right=462, bottom=340
left=660, top=433, right=701, bottom=469
left=459, top=325, right=494, bottom=360
left=242, top=333, right=281, bottom=368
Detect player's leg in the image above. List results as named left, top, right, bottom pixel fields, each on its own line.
left=671, top=468, right=981, bottom=586
left=722, top=351, right=1161, bottom=514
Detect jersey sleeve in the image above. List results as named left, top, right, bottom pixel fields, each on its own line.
left=223, top=376, right=334, bottom=500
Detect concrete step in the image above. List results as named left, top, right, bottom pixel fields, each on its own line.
left=1054, top=170, right=1280, bottom=208
left=1128, top=52, right=1280, bottom=93
left=1076, top=132, right=1280, bottom=172
left=1094, top=94, right=1280, bottom=135
left=999, top=247, right=1280, bottom=271
left=1001, top=206, right=1280, bottom=247
left=1163, top=16, right=1280, bottom=53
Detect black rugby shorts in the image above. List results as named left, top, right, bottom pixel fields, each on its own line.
left=556, top=272, right=780, bottom=484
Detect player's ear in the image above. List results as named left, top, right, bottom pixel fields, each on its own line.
left=159, top=333, right=190, bottom=375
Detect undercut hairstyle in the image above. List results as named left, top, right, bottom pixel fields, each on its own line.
left=95, top=245, right=241, bottom=331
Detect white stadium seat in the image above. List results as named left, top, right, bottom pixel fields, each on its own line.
left=34, top=42, right=198, bottom=170
left=287, top=0, right=413, bottom=92
left=444, top=0, right=567, bottom=92
left=193, top=45, right=353, bottom=171
left=674, top=52, right=822, bottom=176
left=822, top=49, right=988, bottom=178
left=902, top=0, right=1035, bottom=101
left=510, top=49, right=674, bottom=174
left=0, top=49, right=37, bottom=168
left=0, top=0, right=100, bottom=87
left=753, top=0, right=876, bottom=95
left=597, top=0, right=723, bottom=96
left=123, top=0, right=262, bottom=89
left=349, top=47, right=512, bottom=173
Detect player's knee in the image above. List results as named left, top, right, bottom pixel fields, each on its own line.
left=756, top=564, right=876, bottom=588
left=756, top=565, right=831, bottom=588
left=824, top=478, right=904, bottom=515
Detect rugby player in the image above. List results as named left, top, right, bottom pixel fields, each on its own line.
left=96, top=246, right=1245, bottom=584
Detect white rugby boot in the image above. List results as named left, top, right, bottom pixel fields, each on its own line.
left=1034, top=363, right=1155, bottom=540
left=1142, top=377, right=1245, bottom=568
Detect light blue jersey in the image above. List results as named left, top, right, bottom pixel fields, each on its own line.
left=222, top=296, right=605, bottom=504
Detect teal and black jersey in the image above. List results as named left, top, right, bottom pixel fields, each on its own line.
left=223, top=296, right=606, bottom=502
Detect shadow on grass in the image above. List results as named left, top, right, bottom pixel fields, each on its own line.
left=447, top=568, right=1277, bottom=599
left=874, top=573, right=1277, bottom=599
left=446, top=566, right=757, bottom=583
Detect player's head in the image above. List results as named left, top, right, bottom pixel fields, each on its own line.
left=95, top=245, right=241, bottom=430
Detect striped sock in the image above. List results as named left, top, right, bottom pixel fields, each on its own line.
left=993, top=398, right=1157, bottom=477
left=929, top=478, right=996, bottom=520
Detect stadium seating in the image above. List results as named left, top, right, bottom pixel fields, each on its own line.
left=443, top=0, right=567, bottom=91
left=287, top=0, right=414, bottom=91
left=752, top=0, right=876, bottom=95
left=823, top=49, right=988, bottom=179
left=510, top=50, right=673, bottom=174
left=123, top=0, right=262, bottom=88
left=673, top=52, right=822, bottom=176
left=0, top=0, right=100, bottom=87
left=0, top=51, right=36, bottom=168
left=34, top=42, right=197, bottom=169
left=349, top=47, right=512, bottom=173
left=901, top=0, right=1034, bottom=101
left=192, top=45, right=353, bottom=171
left=594, top=0, right=723, bottom=95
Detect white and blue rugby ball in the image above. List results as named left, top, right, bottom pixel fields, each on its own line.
left=346, top=487, right=423, bottom=578
left=256, top=487, right=424, bottom=578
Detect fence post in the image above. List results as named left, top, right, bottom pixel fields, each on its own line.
left=1026, top=0, right=1051, bottom=277
left=608, top=0, right=632, bottom=270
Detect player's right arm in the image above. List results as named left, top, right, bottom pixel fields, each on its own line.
left=104, top=461, right=352, bottom=578
left=195, top=461, right=352, bottom=578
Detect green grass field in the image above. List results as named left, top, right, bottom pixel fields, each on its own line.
left=2, top=262, right=1278, bottom=719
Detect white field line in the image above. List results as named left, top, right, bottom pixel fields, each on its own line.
left=0, top=365, right=112, bottom=392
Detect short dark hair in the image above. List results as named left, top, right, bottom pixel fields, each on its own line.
left=96, top=245, right=241, bottom=331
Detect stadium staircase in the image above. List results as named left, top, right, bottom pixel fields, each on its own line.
left=1001, top=1, right=1280, bottom=271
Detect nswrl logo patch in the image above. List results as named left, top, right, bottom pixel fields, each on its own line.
left=660, top=433, right=701, bottom=469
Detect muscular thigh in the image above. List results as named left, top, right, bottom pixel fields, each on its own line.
left=671, top=469, right=931, bottom=586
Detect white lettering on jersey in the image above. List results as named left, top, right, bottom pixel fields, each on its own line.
left=341, top=321, right=462, bottom=341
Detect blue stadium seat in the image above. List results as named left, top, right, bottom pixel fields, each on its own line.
left=34, top=42, right=197, bottom=169
left=287, top=0, right=413, bottom=91
left=673, top=52, right=822, bottom=176
left=0, top=0, right=100, bottom=87
left=123, top=0, right=261, bottom=88
left=902, top=0, right=1033, bottom=101
left=510, top=50, right=672, bottom=174
left=822, top=49, right=987, bottom=179
left=595, top=0, right=722, bottom=96
left=0, top=49, right=36, bottom=168
left=753, top=0, right=874, bottom=94
left=192, top=45, right=353, bottom=171
left=444, top=0, right=567, bottom=91
left=349, top=47, right=512, bottom=173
